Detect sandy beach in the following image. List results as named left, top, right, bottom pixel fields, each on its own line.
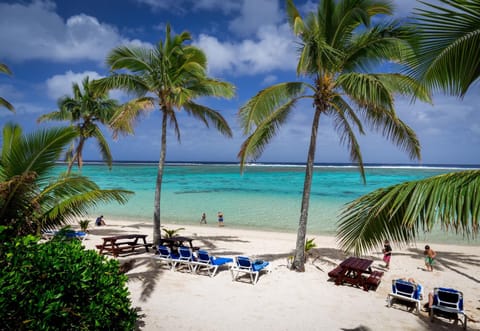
left=80, top=220, right=480, bottom=331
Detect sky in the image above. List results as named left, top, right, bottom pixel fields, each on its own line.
left=0, top=0, right=479, bottom=165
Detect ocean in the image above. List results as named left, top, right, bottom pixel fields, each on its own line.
left=64, top=162, right=479, bottom=245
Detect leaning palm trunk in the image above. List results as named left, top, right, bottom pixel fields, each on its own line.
left=153, top=111, right=168, bottom=245
left=66, top=137, right=86, bottom=175
left=292, top=108, right=321, bottom=271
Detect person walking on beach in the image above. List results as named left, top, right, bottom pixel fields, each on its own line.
left=95, top=215, right=106, bottom=226
left=382, top=240, right=392, bottom=269
left=200, top=212, right=207, bottom=224
left=217, top=211, right=224, bottom=227
left=424, top=245, right=436, bottom=271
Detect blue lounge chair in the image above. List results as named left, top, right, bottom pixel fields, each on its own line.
left=430, top=287, right=467, bottom=329
left=230, top=256, right=269, bottom=284
left=155, top=245, right=180, bottom=270
left=387, top=279, right=423, bottom=314
left=195, top=250, right=233, bottom=277
left=175, top=246, right=197, bottom=273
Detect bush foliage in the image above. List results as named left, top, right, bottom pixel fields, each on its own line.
left=0, top=227, right=138, bottom=330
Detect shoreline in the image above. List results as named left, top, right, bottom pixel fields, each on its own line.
left=79, top=218, right=480, bottom=331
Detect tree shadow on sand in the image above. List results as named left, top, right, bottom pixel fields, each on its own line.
left=406, top=248, right=480, bottom=283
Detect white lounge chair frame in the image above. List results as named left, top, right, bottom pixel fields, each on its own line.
left=387, top=279, right=423, bottom=314
left=154, top=246, right=179, bottom=270
left=429, top=287, right=467, bottom=330
left=195, top=251, right=232, bottom=277
left=230, top=256, right=269, bottom=285
left=174, top=246, right=197, bottom=273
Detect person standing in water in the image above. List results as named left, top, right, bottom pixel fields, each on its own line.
left=200, top=212, right=207, bottom=224
left=217, top=211, right=224, bottom=227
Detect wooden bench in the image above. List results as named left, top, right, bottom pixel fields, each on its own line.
left=97, top=234, right=150, bottom=257
left=365, top=271, right=384, bottom=290
left=328, top=266, right=343, bottom=279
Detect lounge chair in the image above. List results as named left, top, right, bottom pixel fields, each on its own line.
left=387, top=279, right=423, bottom=314
left=154, top=245, right=180, bottom=270
left=175, top=246, right=197, bottom=273
left=195, top=250, right=233, bottom=277
left=230, top=256, right=269, bottom=284
left=429, top=287, right=467, bottom=329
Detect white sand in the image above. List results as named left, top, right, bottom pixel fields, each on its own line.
left=80, top=220, right=480, bottom=331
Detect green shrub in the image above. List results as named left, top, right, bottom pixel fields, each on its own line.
left=0, top=227, right=138, bottom=330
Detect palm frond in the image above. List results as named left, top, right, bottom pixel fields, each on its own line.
left=183, top=102, right=233, bottom=138
left=0, top=63, right=12, bottom=75
left=0, top=97, right=15, bottom=112
left=337, top=170, right=480, bottom=255
left=1, top=126, right=77, bottom=180
left=238, top=96, right=301, bottom=171
left=37, top=174, right=133, bottom=228
left=329, top=96, right=366, bottom=182
left=408, top=0, right=480, bottom=96
left=91, top=126, right=112, bottom=169
left=238, top=82, right=308, bottom=134
left=109, top=97, right=155, bottom=138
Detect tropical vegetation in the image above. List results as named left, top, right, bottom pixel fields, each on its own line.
left=93, top=24, right=235, bottom=245
left=238, top=0, right=430, bottom=271
left=37, top=76, right=121, bottom=174
left=0, top=62, right=15, bottom=112
left=0, top=229, right=138, bottom=330
left=0, top=123, right=133, bottom=236
left=337, top=0, right=480, bottom=254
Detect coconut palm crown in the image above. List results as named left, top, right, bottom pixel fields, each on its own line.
left=93, top=24, right=235, bottom=245
left=238, top=0, right=430, bottom=271
left=37, top=76, right=120, bottom=174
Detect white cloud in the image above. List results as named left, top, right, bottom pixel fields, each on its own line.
left=45, top=70, right=103, bottom=100
left=229, top=0, right=283, bottom=37
left=135, top=0, right=240, bottom=14
left=45, top=70, right=130, bottom=102
left=195, top=23, right=297, bottom=76
left=0, top=1, right=152, bottom=63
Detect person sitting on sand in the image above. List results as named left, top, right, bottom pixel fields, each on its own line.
left=95, top=215, right=106, bottom=226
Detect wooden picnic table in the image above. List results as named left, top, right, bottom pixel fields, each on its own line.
left=330, top=257, right=384, bottom=291
left=158, top=236, right=198, bottom=252
left=96, top=234, right=151, bottom=257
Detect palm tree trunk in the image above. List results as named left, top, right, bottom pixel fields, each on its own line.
left=291, top=108, right=321, bottom=272
left=153, top=111, right=168, bottom=245
left=66, top=138, right=85, bottom=175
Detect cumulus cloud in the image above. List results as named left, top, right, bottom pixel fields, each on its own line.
left=45, top=70, right=130, bottom=102
left=228, top=0, right=283, bottom=37
left=194, top=23, right=297, bottom=76
left=45, top=70, right=103, bottom=100
left=0, top=0, right=151, bottom=63
left=135, top=0, right=240, bottom=14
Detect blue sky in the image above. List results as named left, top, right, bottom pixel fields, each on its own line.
left=0, top=0, right=479, bottom=165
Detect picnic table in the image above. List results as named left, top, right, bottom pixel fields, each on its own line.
left=158, top=236, right=198, bottom=252
left=96, top=234, right=151, bottom=257
left=328, top=257, right=384, bottom=291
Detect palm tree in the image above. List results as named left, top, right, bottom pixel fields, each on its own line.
left=93, top=25, right=235, bottom=245
left=37, top=76, right=119, bottom=174
left=337, top=0, right=480, bottom=254
left=0, top=123, right=133, bottom=236
left=238, top=0, right=430, bottom=271
left=0, top=63, right=15, bottom=112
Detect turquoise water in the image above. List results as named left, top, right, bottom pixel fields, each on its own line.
left=65, top=163, right=479, bottom=245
